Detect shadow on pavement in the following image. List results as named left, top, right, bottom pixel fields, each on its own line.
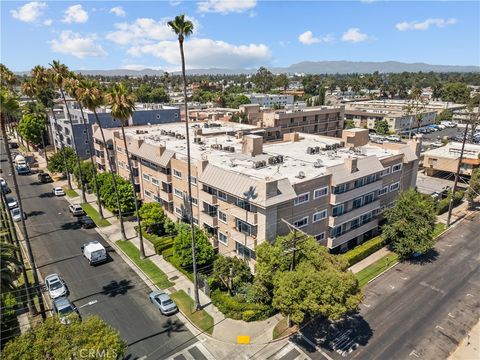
left=39, top=192, right=54, bottom=198
left=102, top=279, right=134, bottom=297
left=127, top=318, right=187, bottom=347
left=61, top=221, right=82, bottom=231
left=26, top=210, right=45, bottom=217
left=406, top=248, right=440, bottom=265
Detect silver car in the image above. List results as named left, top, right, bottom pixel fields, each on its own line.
left=6, top=196, right=17, bottom=210
left=45, top=274, right=68, bottom=299
left=11, top=207, right=26, bottom=222
left=148, top=291, right=178, bottom=315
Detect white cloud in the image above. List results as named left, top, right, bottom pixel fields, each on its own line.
left=106, top=17, right=199, bottom=45
left=298, top=31, right=334, bottom=45
left=109, top=6, right=126, bottom=17
left=395, top=18, right=457, bottom=31
left=197, top=0, right=257, bottom=14
left=50, top=31, right=107, bottom=58
left=122, top=64, right=164, bottom=71
left=342, top=28, right=369, bottom=42
left=10, top=2, right=46, bottom=23
left=62, top=4, right=88, bottom=24
left=128, top=38, right=271, bottom=69
left=43, top=18, right=52, bottom=26
left=169, top=1, right=182, bottom=6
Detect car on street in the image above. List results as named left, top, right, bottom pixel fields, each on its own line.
left=11, top=207, right=26, bottom=222
left=16, top=164, right=30, bottom=175
left=81, top=241, right=107, bottom=265
left=78, top=215, right=96, bottom=229
left=148, top=291, right=178, bottom=315
left=1, top=184, right=11, bottom=194
left=6, top=196, right=17, bottom=210
left=44, top=273, right=68, bottom=299
left=52, top=297, right=80, bottom=324
left=0, top=177, right=6, bottom=187
left=38, top=173, right=53, bottom=183
left=69, top=204, right=85, bottom=216
left=53, top=187, right=65, bottom=196
left=8, top=142, right=19, bottom=149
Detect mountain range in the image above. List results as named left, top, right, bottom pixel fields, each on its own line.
left=17, top=61, right=479, bottom=76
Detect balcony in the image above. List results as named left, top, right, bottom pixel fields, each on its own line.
left=327, top=219, right=379, bottom=249
left=201, top=211, right=218, bottom=228
left=159, top=189, right=173, bottom=202
left=329, top=200, right=380, bottom=227
left=229, top=228, right=257, bottom=251
left=96, top=156, right=105, bottom=165
left=330, top=181, right=382, bottom=205
left=230, top=206, right=258, bottom=225
left=199, top=190, right=217, bottom=205
left=157, top=171, right=172, bottom=183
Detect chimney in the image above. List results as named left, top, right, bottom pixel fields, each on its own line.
left=242, top=134, right=263, bottom=157
left=345, top=157, right=358, bottom=173
left=283, top=132, right=300, bottom=142
left=257, top=179, right=278, bottom=199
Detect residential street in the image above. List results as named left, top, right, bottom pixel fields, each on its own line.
left=295, top=212, right=480, bottom=360
left=0, top=141, right=197, bottom=359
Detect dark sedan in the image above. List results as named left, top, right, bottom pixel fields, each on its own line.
left=78, top=215, right=96, bottom=229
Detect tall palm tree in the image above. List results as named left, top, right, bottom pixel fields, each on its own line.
left=106, top=83, right=145, bottom=256
left=0, top=241, right=19, bottom=294
left=31, top=65, right=73, bottom=189
left=50, top=60, right=86, bottom=202
left=77, top=79, right=126, bottom=239
left=64, top=74, right=103, bottom=216
left=1, top=89, right=46, bottom=319
left=168, top=14, right=200, bottom=310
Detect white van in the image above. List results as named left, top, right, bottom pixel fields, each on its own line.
left=14, top=155, right=26, bottom=166
left=81, top=241, right=107, bottom=265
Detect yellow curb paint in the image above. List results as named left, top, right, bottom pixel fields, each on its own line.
left=237, top=335, right=250, bottom=344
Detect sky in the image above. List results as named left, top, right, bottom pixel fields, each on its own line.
left=1, top=0, right=479, bottom=72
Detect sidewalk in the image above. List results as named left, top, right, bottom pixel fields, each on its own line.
left=348, top=246, right=392, bottom=274
left=449, top=320, right=480, bottom=360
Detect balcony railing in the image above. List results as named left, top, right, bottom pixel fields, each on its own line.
left=327, top=218, right=378, bottom=249
left=330, top=181, right=382, bottom=205
left=199, top=190, right=217, bottom=205
left=201, top=211, right=218, bottom=228
left=230, top=206, right=258, bottom=225
left=329, top=200, right=380, bottom=227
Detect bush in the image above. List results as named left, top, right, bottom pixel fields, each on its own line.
left=341, top=235, right=386, bottom=266
left=436, top=191, right=464, bottom=215
left=210, top=290, right=276, bottom=322
left=136, top=226, right=175, bottom=255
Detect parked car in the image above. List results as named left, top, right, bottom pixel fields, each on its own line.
left=1, top=184, right=11, bottom=194
left=52, top=297, right=80, bottom=324
left=78, top=215, right=96, bottom=229
left=0, top=177, right=6, bottom=187
left=148, top=291, right=178, bottom=315
left=386, top=135, right=401, bottom=142
left=81, top=241, right=107, bottom=265
left=53, top=187, right=65, bottom=196
left=16, top=164, right=30, bottom=175
left=38, top=173, right=53, bottom=183
left=11, top=208, right=26, bottom=222
left=44, top=274, right=68, bottom=299
left=8, top=142, right=19, bottom=149
left=6, top=196, right=17, bottom=210
left=69, top=204, right=85, bottom=216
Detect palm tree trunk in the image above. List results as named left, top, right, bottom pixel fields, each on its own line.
left=50, top=106, right=72, bottom=189
left=120, top=124, right=145, bottom=258
left=59, top=89, right=86, bottom=203
left=1, top=190, right=34, bottom=316
left=78, top=104, right=103, bottom=219
left=94, top=110, right=126, bottom=240
left=180, top=39, right=201, bottom=310
left=1, top=113, right=46, bottom=320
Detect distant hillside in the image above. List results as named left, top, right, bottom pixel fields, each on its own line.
left=15, top=61, right=479, bottom=77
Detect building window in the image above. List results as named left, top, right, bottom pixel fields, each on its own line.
left=378, top=186, right=389, bottom=196
left=294, top=192, right=310, bottom=206
left=332, top=204, right=344, bottom=217
left=236, top=219, right=252, bottom=236
left=191, top=197, right=198, bottom=206
left=236, top=199, right=251, bottom=211
left=152, top=178, right=159, bottom=186
left=218, top=210, right=227, bottom=224
left=143, top=173, right=151, bottom=182
left=330, top=225, right=342, bottom=238
left=350, top=218, right=360, bottom=229
left=354, top=178, right=364, bottom=188
left=364, top=192, right=375, bottom=204
left=352, top=197, right=363, bottom=209
left=174, top=207, right=183, bottom=216
left=174, top=188, right=183, bottom=198
left=173, top=169, right=182, bottom=179
left=293, top=216, right=308, bottom=228
left=235, top=242, right=255, bottom=260
left=390, top=182, right=400, bottom=192
left=144, top=189, right=152, bottom=198
left=365, top=174, right=376, bottom=184
left=382, top=167, right=391, bottom=177
left=315, top=232, right=325, bottom=242
left=333, top=183, right=347, bottom=194
left=392, top=163, right=402, bottom=173
left=218, top=232, right=228, bottom=245
left=312, top=210, right=327, bottom=223
left=217, top=191, right=228, bottom=201
left=189, top=176, right=197, bottom=185
left=314, top=186, right=328, bottom=199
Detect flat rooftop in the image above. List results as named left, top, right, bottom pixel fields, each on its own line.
left=423, top=142, right=480, bottom=159
left=114, top=121, right=402, bottom=183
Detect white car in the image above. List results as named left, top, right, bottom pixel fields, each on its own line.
left=11, top=208, right=26, bottom=222
left=69, top=204, right=85, bottom=216
left=0, top=177, right=6, bottom=187
left=6, top=196, right=17, bottom=210
left=53, top=187, right=65, bottom=196
left=44, top=274, right=68, bottom=299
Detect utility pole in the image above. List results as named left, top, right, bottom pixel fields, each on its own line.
left=446, top=123, right=469, bottom=227
left=281, top=219, right=308, bottom=271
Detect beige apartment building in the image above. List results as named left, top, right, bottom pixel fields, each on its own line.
left=422, top=142, right=480, bottom=177
left=93, top=123, right=420, bottom=267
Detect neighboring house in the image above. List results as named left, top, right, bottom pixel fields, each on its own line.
left=422, top=142, right=480, bottom=177
left=93, top=124, right=420, bottom=267
left=246, top=93, right=294, bottom=108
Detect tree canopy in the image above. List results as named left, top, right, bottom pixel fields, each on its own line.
left=95, top=172, right=135, bottom=215
left=17, top=114, right=44, bottom=147
left=47, top=147, right=77, bottom=175
left=211, top=256, right=253, bottom=294
left=440, top=82, right=471, bottom=104
left=466, top=169, right=480, bottom=209
left=374, top=120, right=390, bottom=135
left=252, top=67, right=274, bottom=93
left=137, top=202, right=166, bottom=234
left=173, top=224, right=215, bottom=268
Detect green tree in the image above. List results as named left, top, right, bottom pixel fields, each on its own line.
left=226, top=94, right=251, bottom=109
left=47, top=147, right=77, bottom=175
left=1, top=316, right=127, bottom=359
left=17, top=113, right=44, bottom=147
left=173, top=224, right=215, bottom=268
left=1, top=293, right=18, bottom=350
left=252, top=66, right=274, bottom=93
left=149, top=87, right=169, bottom=103
left=273, top=74, right=289, bottom=90
left=466, top=169, right=480, bottom=209
left=344, top=119, right=355, bottom=129
left=0, top=242, right=19, bottom=293
left=440, top=82, right=471, bottom=104
left=437, top=109, right=453, bottom=123
left=73, top=160, right=94, bottom=190
left=374, top=120, right=390, bottom=135
left=383, top=189, right=436, bottom=259
left=211, top=256, right=252, bottom=294
left=138, top=202, right=166, bottom=234
left=95, top=172, right=135, bottom=215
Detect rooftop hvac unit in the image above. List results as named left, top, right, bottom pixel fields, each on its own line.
left=313, top=159, right=323, bottom=168
left=296, top=171, right=306, bottom=179
left=325, top=144, right=332, bottom=150
left=306, top=147, right=314, bottom=154
left=314, top=146, right=320, bottom=153
left=161, top=130, right=167, bottom=135
left=228, top=146, right=235, bottom=153
left=277, top=155, right=284, bottom=163
left=268, top=156, right=276, bottom=165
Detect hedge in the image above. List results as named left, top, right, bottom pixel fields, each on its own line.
left=210, top=290, right=276, bottom=322
left=136, top=226, right=175, bottom=255
left=436, top=191, right=464, bottom=215
left=341, top=235, right=387, bottom=267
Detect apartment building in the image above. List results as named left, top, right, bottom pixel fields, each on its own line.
left=422, top=142, right=480, bottom=177
left=49, top=100, right=180, bottom=158
left=246, top=93, right=294, bottom=108
left=93, top=123, right=420, bottom=267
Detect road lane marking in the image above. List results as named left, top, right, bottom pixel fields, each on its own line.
left=448, top=313, right=455, bottom=318
left=401, top=276, right=409, bottom=280
left=420, top=281, right=446, bottom=295
left=467, top=293, right=473, bottom=297
left=436, top=325, right=445, bottom=330
left=409, top=350, right=420, bottom=358
left=389, top=285, right=395, bottom=289
left=362, top=303, right=371, bottom=308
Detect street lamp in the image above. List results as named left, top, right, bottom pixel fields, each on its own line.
left=78, top=299, right=98, bottom=310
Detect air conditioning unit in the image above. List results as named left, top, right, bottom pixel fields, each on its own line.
left=277, top=155, right=284, bottom=163
left=314, top=159, right=323, bottom=168
left=296, top=171, right=306, bottom=179
left=306, top=147, right=314, bottom=154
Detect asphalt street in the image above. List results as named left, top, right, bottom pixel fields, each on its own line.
left=295, top=212, right=480, bottom=360
left=1, top=140, right=197, bottom=360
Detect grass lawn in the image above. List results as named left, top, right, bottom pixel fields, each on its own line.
left=170, top=290, right=214, bottom=335
left=355, top=253, right=399, bottom=287
left=63, top=186, right=79, bottom=198
left=433, top=223, right=447, bottom=238
left=273, top=317, right=297, bottom=340
left=81, top=203, right=111, bottom=227
left=116, top=240, right=174, bottom=289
